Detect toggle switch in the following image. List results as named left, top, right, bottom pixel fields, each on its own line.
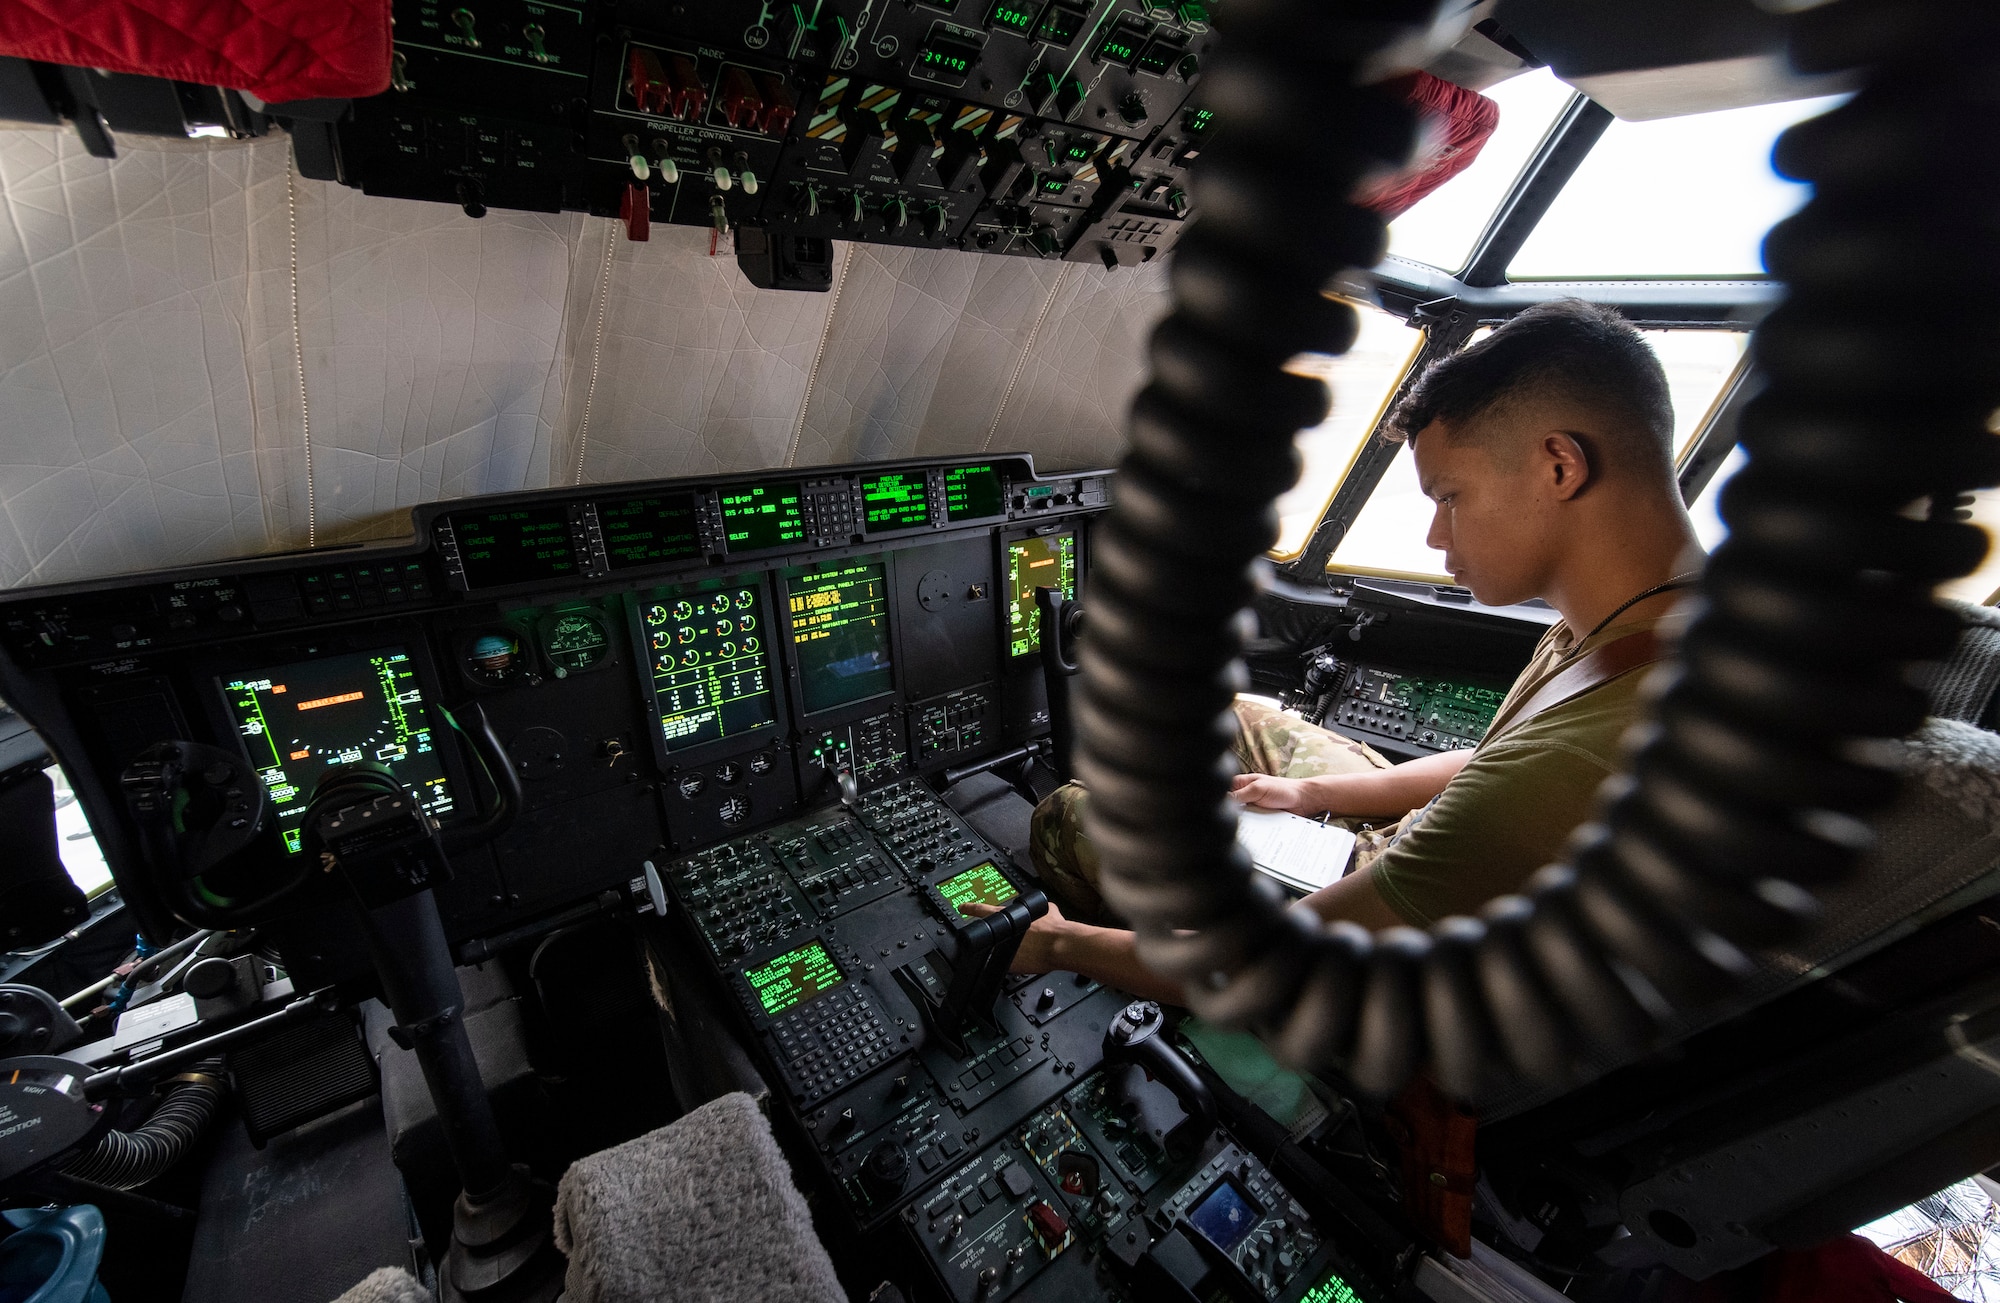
left=620, top=183, right=650, bottom=241
left=623, top=134, right=650, bottom=181
left=451, top=7, right=480, bottom=48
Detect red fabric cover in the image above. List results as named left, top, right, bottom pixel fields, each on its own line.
left=1355, top=71, right=1501, bottom=220
left=0, top=0, right=391, bottom=103
left=1665, top=1234, right=1962, bottom=1303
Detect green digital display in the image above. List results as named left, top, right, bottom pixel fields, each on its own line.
left=943, top=464, right=1005, bottom=520
left=938, top=862, right=1018, bottom=914
left=1095, top=21, right=1148, bottom=67
left=920, top=47, right=970, bottom=73
left=719, top=482, right=806, bottom=553
left=222, top=647, right=455, bottom=856
left=986, top=0, right=1035, bottom=33
left=1135, top=35, right=1184, bottom=76
left=745, top=941, right=843, bottom=1017
left=1064, top=143, right=1092, bottom=162
left=450, top=506, right=577, bottom=589
left=599, top=492, right=701, bottom=570
left=1035, top=2, right=1086, bottom=44
left=862, top=472, right=932, bottom=533
left=1040, top=175, right=1068, bottom=195
left=1007, top=531, right=1076, bottom=657
left=1299, top=1271, right=1365, bottom=1303
left=787, top=561, right=894, bottom=714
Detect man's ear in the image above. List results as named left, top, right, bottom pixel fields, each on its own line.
left=1544, top=431, right=1594, bottom=501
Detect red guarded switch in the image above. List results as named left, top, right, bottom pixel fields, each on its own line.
left=1028, top=1200, right=1069, bottom=1250
left=628, top=48, right=670, bottom=115
left=620, top=183, right=650, bottom=242
left=718, top=66, right=763, bottom=130
left=666, top=54, right=708, bottom=121
left=756, top=73, right=798, bottom=136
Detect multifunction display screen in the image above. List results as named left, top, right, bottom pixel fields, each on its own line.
left=1190, top=1179, right=1260, bottom=1253
left=943, top=464, right=1004, bottom=522
left=449, top=506, right=578, bottom=589
left=861, top=472, right=932, bottom=533
left=221, top=647, right=455, bottom=855
left=787, top=562, right=894, bottom=716
left=639, top=582, right=776, bottom=753
left=937, top=862, right=1018, bottom=915
left=744, top=941, right=843, bottom=1017
left=719, top=482, right=806, bottom=553
left=600, top=493, right=701, bottom=570
left=1007, top=532, right=1077, bottom=657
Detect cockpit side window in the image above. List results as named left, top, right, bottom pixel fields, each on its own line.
left=1509, top=94, right=1845, bottom=279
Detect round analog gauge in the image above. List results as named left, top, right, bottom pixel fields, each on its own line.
left=677, top=772, right=706, bottom=799
left=734, top=589, right=755, bottom=610
left=645, top=603, right=671, bottom=626
left=463, top=630, right=521, bottom=685
left=715, top=761, right=743, bottom=785
left=719, top=795, right=751, bottom=825
left=543, top=611, right=609, bottom=677
left=709, top=594, right=732, bottom=616
left=748, top=751, right=774, bottom=775
left=673, top=599, right=695, bottom=621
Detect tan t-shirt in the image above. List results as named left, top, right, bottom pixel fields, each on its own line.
left=1369, top=612, right=1667, bottom=927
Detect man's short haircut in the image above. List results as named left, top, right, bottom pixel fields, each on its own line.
left=1385, top=300, right=1676, bottom=466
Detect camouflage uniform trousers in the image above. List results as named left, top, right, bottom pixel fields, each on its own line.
left=1030, top=697, right=1398, bottom=924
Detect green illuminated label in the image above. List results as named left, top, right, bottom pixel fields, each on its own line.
left=744, top=942, right=843, bottom=1017
left=938, top=862, right=1018, bottom=914
left=1300, top=1272, right=1364, bottom=1303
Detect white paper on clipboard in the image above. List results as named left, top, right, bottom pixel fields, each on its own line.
left=1235, top=809, right=1358, bottom=895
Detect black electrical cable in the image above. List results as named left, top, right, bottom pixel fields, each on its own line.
left=1077, top=0, right=2000, bottom=1103
left=60, top=1059, right=226, bottom=1190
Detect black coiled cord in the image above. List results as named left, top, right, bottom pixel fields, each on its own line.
left=1077, top=0, right=2000, bottom=1102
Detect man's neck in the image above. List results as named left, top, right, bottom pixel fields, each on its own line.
left=1544, top=501, right=1702, bottom=638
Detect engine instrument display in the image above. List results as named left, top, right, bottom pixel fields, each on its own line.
left=861, top=472, right=932, bottom=534
left=220, top=647, right=455, bottom=855
left=448, top=506, right=579, bottom=589
left=787, top=561, right=894, bottom=716
left=1006, top=531, right=1077, bottom=657
left=542, top=609, right=611, bottom=676
left=943, top=464, right=1004, bottom=522
left=719, top=482, right=806, bottom=553
left=744, top=940, right=843, bottom=1018
left=638, top=582, right=776, bottom=753
left=599, top=492, right=702, bottom=570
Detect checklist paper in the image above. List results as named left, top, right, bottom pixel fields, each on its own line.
left=1235, top=810, right=1358, bottom=896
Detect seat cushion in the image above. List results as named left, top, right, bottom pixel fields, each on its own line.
left=553, top=1092, right=843, bottom=1303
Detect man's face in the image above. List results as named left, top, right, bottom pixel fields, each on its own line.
left=1411, top=412, right=1564, bottom=607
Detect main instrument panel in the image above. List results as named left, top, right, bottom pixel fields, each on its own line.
left=0, top=454, right=1099, bottom=971
left=298, top=0, right=1219, bottom=282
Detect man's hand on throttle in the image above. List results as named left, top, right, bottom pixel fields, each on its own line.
left=959, top=898, right=1071, bottom=973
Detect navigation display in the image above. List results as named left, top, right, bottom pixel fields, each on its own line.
left=861, top=472, right=931, bottom=533
left=449, top=506, right=578, bottom=589
left=1190, top=1179, right=1260, bottom=1253
left=719, top=482, right=806, bottom=553
left=1006, top=531, right=1077, bottom=657
left=943, top=464, right=1004, bottom=521
left=787, top=561, right=893, bottom=716
left=744, top=941, right=843, bottom=1017
left=637, top=581, right=776, bottom=753
left=220, top=647, right=455, bottom=855
left=937, top=862, right=1018, bottom=915
left=600, top=492, right=701, bottom=570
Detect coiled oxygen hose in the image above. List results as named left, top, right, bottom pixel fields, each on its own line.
left=1076, top=0, right=2000, bottom=1100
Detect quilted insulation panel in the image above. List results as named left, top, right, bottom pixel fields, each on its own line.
left=0, top=128, right=1173, bottom=588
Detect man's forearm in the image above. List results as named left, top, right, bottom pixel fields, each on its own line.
left=1049, top=922, right=1186, bottom=1006
left=1300, top=748, right=1471, bottom=818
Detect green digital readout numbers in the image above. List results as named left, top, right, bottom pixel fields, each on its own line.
left=744, top=942, right=843, bottom=1017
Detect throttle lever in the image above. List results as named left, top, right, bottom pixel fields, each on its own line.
left=1102, top=1000, right=1216, bottom=1155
